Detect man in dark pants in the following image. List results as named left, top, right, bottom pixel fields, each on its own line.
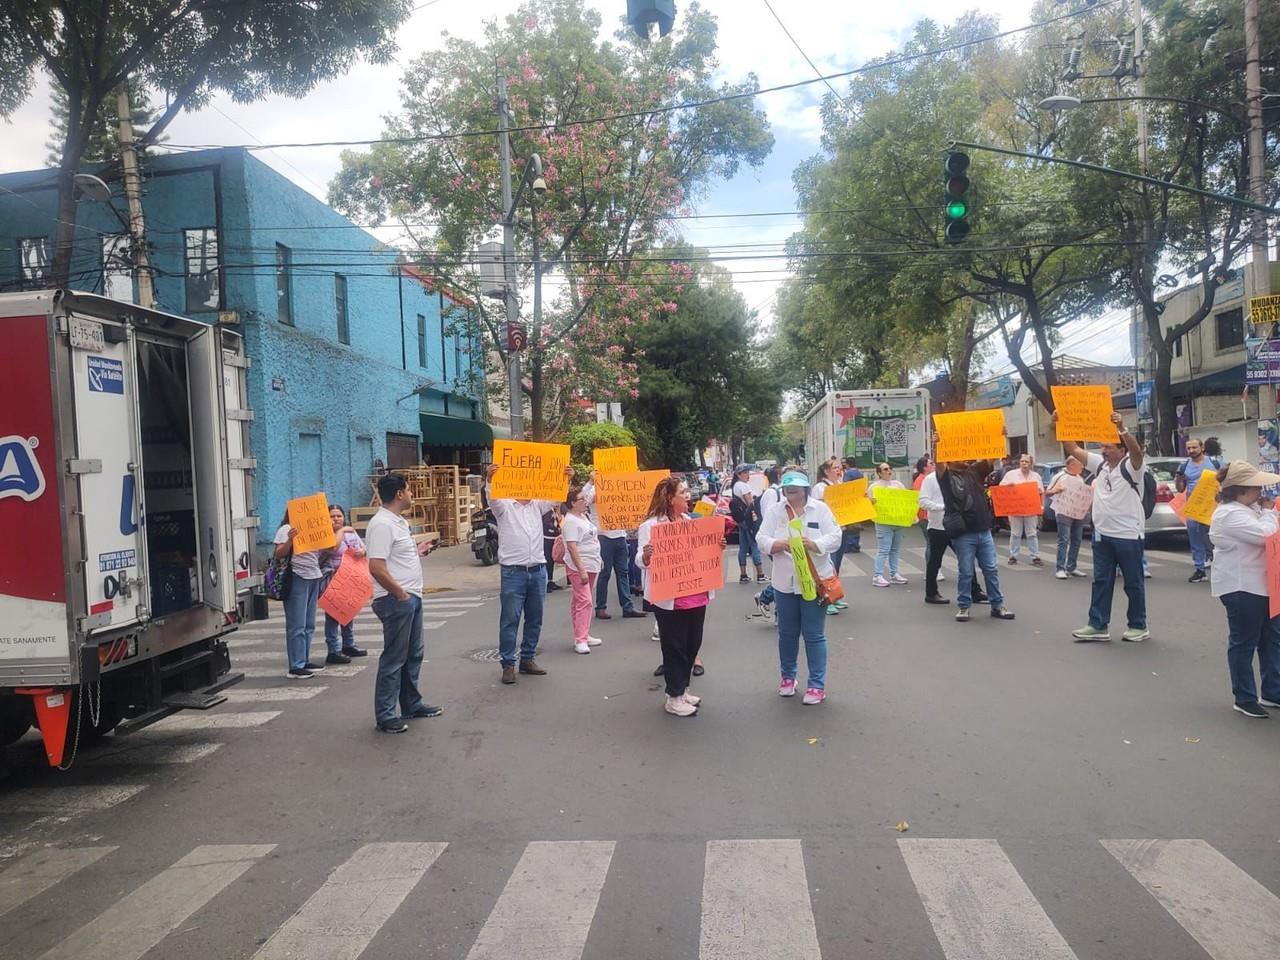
left=937, top=459, right=1013, bottom=622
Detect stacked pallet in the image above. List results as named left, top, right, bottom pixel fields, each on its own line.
left=368, top=465, right=474, bottom=547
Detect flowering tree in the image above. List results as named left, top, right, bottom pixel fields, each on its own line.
left=329, top=0, right=772, bottom=438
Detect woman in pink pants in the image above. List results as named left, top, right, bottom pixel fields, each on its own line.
left=562, top=485, right=603, bottom=654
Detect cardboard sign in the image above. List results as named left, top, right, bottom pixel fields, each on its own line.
left=933, top=410, right=1006, bottom=462
left=748, top=471, right=767, bottom=496
left=871, top=487, right=920, bottom=526
left=788, top=518, right=817, bottom=602
left=692, top=498, right=716, bottom=517
left=1169, top=490, right=1188, bottom=522
left=1051, top=481, right=1093, bottom=521
left=1182, top=466, right=1219, bottom=525
left=823, top=477, right=876, bottom=525
left=318, top=553, right=373, bottom=626
left=490, top=440, right=571, bottom=500
left=990, top=482, right=1044, bottom=517
left=1052, top=385, right=1120, bottom=443
left=593, top=446, right=638, bottom=473
left=1266, top=530, right=1280, bottom=619
left=288, top=493, right=337, bottom=553
left=648, top=515, right=725, bottom=602
left=595, top=469, right=670, bottom=530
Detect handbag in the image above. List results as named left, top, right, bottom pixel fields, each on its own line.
left=551, top=535, right=566, bottom=564
left=264, top=543, right=294, bottom=602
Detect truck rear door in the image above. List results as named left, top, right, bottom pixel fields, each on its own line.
left=221, top=335, right=257, bottom=597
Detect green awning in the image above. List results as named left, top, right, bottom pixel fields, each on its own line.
left=420, top=413, right=493, bottom=448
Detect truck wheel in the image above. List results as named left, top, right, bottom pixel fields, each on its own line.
left=0, top=717, right=31, bottom=747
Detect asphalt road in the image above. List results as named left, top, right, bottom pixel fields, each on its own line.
left=2, top=533, right=1279, bottom=960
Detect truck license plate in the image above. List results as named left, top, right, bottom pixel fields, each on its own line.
left=70, top=317, right=106, bottom=351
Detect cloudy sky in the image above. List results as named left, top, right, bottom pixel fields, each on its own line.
left=2, top=0, right=1131, bottom=374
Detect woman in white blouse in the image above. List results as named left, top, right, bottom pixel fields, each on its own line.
left=562, top=485, right=603, bottom=655
left=1208, top=461, right=1280, bottom=719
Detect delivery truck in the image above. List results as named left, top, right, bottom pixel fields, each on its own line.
left=0, top=290, right=261, bottom=768
left=803, top=389, right=931, bottom=475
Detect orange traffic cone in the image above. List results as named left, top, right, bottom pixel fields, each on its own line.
left=16, top=687, right=72, bottom=767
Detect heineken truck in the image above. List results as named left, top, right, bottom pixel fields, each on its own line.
left=803, top=389, right=931, bottom=477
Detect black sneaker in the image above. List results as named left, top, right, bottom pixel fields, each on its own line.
left=286, top=668, right=314, bottom=680
left=342, top=646, right=369, bottom=658
left=1189, top=570, right=1207, bottom=583
left=925, top=595, right=951, bottom=605
left=409, top=704, right=443, bottom=719
left=622, top=609, right=647, bottom=619
left=1233, top=701, right=1269, bottom=719
left=377, top=718, right=409, bottom=734
left=304, top=661, right=326, bottom=671
left=990, top=606, right=1016, bottom=620
left=739, top=574, right=751, bottom=583
left=325, top=652, right=352, bottom=665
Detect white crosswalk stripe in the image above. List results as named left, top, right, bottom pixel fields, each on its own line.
left=83, top=742, right=223, bottom=766
left=147, top=710, right=281, bottom=731
left=3, top=785, right=147, bottom=818
left=701, top=839, right=820, bottom=960
left=238, top=665, right=368, bottom=679
left=222, top=686, right=329, bottom=702
left=0, top=846, right=115, bottom=917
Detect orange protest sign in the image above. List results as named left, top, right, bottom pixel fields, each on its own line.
left=1052, top=385, right=1120, bottom=443
left=489, top=440, right=572, bottom=500
left=1169, top=491, right=1188, bottom=522
left=592, top=445, right=638, bottom=473
left=318, top=553, right=373, bottom=626
left=822, top=477, right=876, bottom=525
left=1181, top=467, right=1219, bottom=525
left=648, top=516, right=725, bottom=602
left=1267, top=530, right=1280, bottom=619
left=933, top=409, right=1006, bottom=462
left=990, top=482, right=1044, bottom=517
left=288, top=493, right=337, bottom=553
left=596, top=470, right=670, bottom=530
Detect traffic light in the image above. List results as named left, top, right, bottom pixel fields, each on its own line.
left=943, top=150, right=971, bottom=244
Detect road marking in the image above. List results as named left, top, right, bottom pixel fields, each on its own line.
left=37, top=844, right=273, bottom=960
left=465, top=840, right=614, bottom=960
left=222, top=687, right=329, bottom=701
left=238, top=665, right=368, bottom=679
left=899, top=838, right=1077, bottom=960
left=84, top=742, right=223, bottom=766
left=1102, top=839, right=1280, bottom=957
left=0, top=846, right=115, bottom=917
left=253, top=842, right=446, bottom=960
left=700, top=839, right=820, bottom=960
left=148, top=711, right=281, bottom=731
left=3, top=785, right=147, bottom=818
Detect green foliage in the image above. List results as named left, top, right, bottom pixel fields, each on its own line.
left=566, top=423, right=637, bottom=465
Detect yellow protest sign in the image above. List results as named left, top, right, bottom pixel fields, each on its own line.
left=288, top=493, right=337, bottom=553
left=933, top=409, right=1006, bottom=462
left=822, top=478, right=876, bottom=525
left=692, top=498, right=716, bottom=517
left=1182, top=463, right=1220, bottom=525
left=872, top=487, right=920, bottom=526
left=592, top=445, right=638, bottom=473
left=1052, top=385, right=1119, bottom=443
left=489, top=440, right=572, bottom=500
left=789, top=518, right=817, bottom=601
left=595, top=469, right=670, bottom=530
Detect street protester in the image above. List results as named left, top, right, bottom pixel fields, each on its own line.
left=562, top=484, right=603, bottom=655
left=936, top=459, right=1015, bottom=622
left=1208, top=461, right=1280, bottom=719
left=1001, top=454, right=1045, bottom=566
left=273, top=505, right=330, bottom=680
left=582, top=473, right=646, bottom=621
left=867, top=461, right=908, bottom=590
left=729, top=464, right=767, bottom=584
left=319, top=504, right=369, bottom=664
left=753, top=465, right=784, bottom=617
left=543, top=504, right=564, bottom=592
left=1176, top=437, right=1222, bottom=583
left=1061, top=412, right=1151, bottom=643
left=812, top=458, right=849, bottom=613
left=841, top=457, right=865, bottom=555
left=756, top=467, right=842, bottom=705
left=366, top=474, right=442, bottom=733
left=918, top=463, right=989, bottom=607
left=639, top=475, right=722, bottom=717
left=912, top=457, right=938, bottom=576
left=1045, top=456, right=1090, bottom=579
left=486, top=463, right=575, bottom=684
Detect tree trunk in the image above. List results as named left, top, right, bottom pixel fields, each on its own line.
left=51, top=83, right=93, bottom=288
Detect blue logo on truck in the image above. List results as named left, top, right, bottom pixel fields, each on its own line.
left=87, top=355, right=124, bottom=394
left=0, top=435, right=46, bottom=502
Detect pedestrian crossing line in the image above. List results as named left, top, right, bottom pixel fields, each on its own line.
left=83, top=741, right=223, bottom=766
left=222, top=686, right=329, bottom=702
left=237, top=665, right=368, bottom=679
left=37, top=844, right=274, bottom=960
left=148, top=711, right=281, bottom=732
left=252, top=842, right=447, bottom=960
left=0, top=846, right=115, bottom=918
left=700, top=839, right=820, bottom=960
left=899, top=838, right=1078, bottom=960
left=464, top=840, right=615, bottom=960
left=1102, top=839, right=1280, bottom=957
left=3, top=785, right=148, bottom=819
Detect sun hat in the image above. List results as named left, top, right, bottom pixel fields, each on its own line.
left=1220, top=460, right=1280, bottom=487
left=779, top=471, right=811, bottom=488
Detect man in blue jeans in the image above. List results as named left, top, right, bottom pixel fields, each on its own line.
left=936, top=458, right=1015, bottom=622
left=1176, top=438, right=1220, bottom=583
left=366, top=474, right=442, bottom=734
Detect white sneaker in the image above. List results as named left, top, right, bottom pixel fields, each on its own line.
left=890, top=574, right=908, bottom=585
left=682, top=691, right=702, bottom=707
left=651, top=624, right=660, bottom=641
left=937, top=572, right=945, bottom=582
left=872, top=575, right=890, bottom=587
left=665, top=695, right=697, bottom=716
left=587, top=635, right=603, bottom=646
left=1055, top=569, right=1068, bottom=579
left=574, top=641, right=591, bottom=654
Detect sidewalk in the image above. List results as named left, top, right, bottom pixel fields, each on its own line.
left=421, top=542, right=501, bottom=595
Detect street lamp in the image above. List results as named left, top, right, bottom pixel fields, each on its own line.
left=1037, top=94, right=1245, bottom=128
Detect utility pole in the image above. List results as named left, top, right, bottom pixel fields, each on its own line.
left=1131, top=0, right=1156, bottom=448
left=1243, top=0, right=1271, bottom=303
left=496, top=71, right=524, bottom=441
left=116, top=84, right=154, bottom=309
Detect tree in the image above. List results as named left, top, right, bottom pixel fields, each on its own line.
left=328, top=0, right=772, bottom=439
left=1, top=0, right=411, bottom=286
left=44, top=83, right=162, bottom=167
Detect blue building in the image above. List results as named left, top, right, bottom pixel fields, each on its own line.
left=0, top=147, right=490, bottom=545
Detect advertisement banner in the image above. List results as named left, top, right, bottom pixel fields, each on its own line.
left=1245, top=338, right=1280, bottom=385
left=1136, top=380, right=1154, bottom=425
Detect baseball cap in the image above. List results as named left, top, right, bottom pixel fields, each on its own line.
left=1221, top=460, right=1280, bottom=487
left=780, top=471, right=811, bottom=488
left=735, top=463, right=754, bottom=475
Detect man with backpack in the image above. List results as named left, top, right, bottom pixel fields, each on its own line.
left=728, top=464, right=766, bottom=583
left=1059, top=411, right=1152, bottom=643
left=1176, top=437, right=1221, bottom=583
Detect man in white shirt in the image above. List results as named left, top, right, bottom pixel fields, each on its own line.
left=486, top=464, right=573, bottom=684
left=1059, top=411, right=1151, bottom=643
left=366, top=473, right=441, bottom=734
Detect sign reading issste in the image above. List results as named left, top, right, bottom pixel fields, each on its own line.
left=647, top=515, right=725, bottom=602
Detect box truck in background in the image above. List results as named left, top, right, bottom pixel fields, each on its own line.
left=803, top=389, right=931, bottom=476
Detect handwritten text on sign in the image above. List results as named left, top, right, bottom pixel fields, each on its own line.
left=593, top=446, right=638, bottom=473
left=489, top=440, right=571, bottom=500
left=1052, top=481, right=1093, bottom=521
left=596, top=470, right=670, bottom=530
left=288, top=493, right=337, bottom=553
left=871, top=487, right=920, bottom=526
left=1266, top=530, right=1280, bottom=619
left=318, top=553, right=373, bottom=626
left=990, top=482, right=1044, bottom=517
left=1052, top=385, right=1119, bottom=443
left=648, top=516, right=725, bottom=602
left=933, top=409, right=1006, bottom=462
left=1181, top=465, right=1219, bottom=525
left=823, top=478, right=876, bottom=525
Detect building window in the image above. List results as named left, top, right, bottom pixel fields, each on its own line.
left=1215, top=307, right=1244, bottom=351
left=335, top=274, right=349, bottom=344
left=275, top=243, right=293, bottom=325
left=18, top=237, right=49, bottom=288
left=417, top=313, right=427, bottom=368
left=184, top=228, right=220, bottom=312
left=101, top=235, right=132, bottom=302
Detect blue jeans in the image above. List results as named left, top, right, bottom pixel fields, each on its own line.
left=500, top=564, right=546, bottom=665
left=320, top=572, right=354, bottom=653
left=759, top=583, right=776, bottom=605
left=775, top=590, right=828, bottom=689
left=1088, top=535, right=1146, bottom=629
left=283, top=574, right=323, bottom=670
left=874, top=524, right=905, bottom=578
left=738, top=523, right=762, bottom=569
left=1219, top=591, right=1280, bottom=705
left=371, top=593, right=425, bottom=724
left=1187, top=519, right=1211, bottom=572
left=595, top=536, right=634, bottom=612
left=951, top=531, right=1004, bottom=609
left=1056, top=518, right=1085, bottom=572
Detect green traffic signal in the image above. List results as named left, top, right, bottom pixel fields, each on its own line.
left=946, top=199, right=968, bottom=219
left=943, top=150, right=971, bottom=245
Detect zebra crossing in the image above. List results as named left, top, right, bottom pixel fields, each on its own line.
left=1, top=836, right=1276, bottom=959
left=833, top=543, right=1195, bottom=579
